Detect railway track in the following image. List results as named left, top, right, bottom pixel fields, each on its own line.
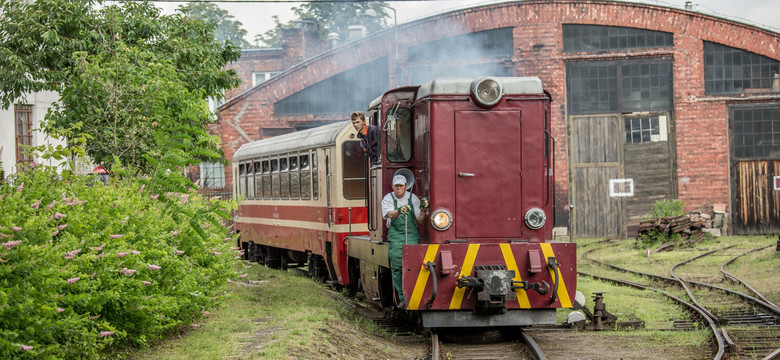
left=317, top=268, right=552, bottom=360
left=582, top=241, right=780, bottom=359
left=349, top=300, right=549, bottom=359
left=430, top=327, right=546, bottom=360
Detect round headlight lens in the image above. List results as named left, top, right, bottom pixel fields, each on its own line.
left=524, top=208, right=546, bottom=230
left=430, top=209, right=453, bottom=231
left=470, top=76, right=503, bottom=108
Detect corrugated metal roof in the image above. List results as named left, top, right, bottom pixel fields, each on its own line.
left=233, top=121, right=349, bottom=161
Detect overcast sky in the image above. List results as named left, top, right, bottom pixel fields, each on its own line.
left=151, top=0, right=780, bottom=45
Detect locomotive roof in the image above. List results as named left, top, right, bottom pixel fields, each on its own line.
left=233, top=121, right=349, bottom=161
left=417, top=77, right=543, bottom=99
left=368, top=77, right=544, bottom=109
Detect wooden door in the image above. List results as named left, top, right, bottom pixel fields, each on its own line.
left=570, top=115, right=624, bottom=237
left=732, top=160, right=780, bottom=234
left=730, top=105, right=780, bottom=235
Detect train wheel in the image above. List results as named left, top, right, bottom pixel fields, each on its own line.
left=378, top=267, right=395, bottom=308
left=346, top=257, right=360, bottom=297
left=245, top=242, right=256, bottom=262
left=265, top=247, right=282, bottom=269
left=307, top=253, right=329, bottom=281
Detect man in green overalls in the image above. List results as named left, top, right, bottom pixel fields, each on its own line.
left=381, top=174, right=428, bottom=308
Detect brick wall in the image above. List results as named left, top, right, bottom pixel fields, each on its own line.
left=215, top=0, right=780, bottom=223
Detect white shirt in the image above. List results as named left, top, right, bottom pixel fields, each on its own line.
left=381, top=191, right=421, bottom=228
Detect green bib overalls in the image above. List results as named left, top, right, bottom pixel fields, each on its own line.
left=388, top=196, right=420, bottom=305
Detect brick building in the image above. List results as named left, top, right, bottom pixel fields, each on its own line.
left=208, top=0, right=780, bottom=237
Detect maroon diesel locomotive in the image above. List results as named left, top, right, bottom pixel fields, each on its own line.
left=234, top=76, right=579, bottom=328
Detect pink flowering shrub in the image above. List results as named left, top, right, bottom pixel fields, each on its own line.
left=0, top=168, right=237, bottom=359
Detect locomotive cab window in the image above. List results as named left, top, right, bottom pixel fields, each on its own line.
left=342, top=141, right=366, bottom=199
left=385, top=106, right=413, bottom=163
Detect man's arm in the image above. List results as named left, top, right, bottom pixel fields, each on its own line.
left=382, top=194, right=400, bottom=220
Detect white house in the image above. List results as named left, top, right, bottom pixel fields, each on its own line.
left=0, top=91, right=68, bottom=179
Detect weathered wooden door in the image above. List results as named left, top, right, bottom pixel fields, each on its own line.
left=732, top=161, right=780, bottom=234
left=570, top=115, right=624, bottom=237
left=730, top=106, right=780, bottom=235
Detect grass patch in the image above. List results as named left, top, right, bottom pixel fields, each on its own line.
left=558, top=276, right=691, bottom=329
left=724, top=236, right=780, bottom=305
left=573, top=235, right=778, bottom=329
left=123, top=262, right=346, bottom=359
left=122, top=262, right=426, bottom=360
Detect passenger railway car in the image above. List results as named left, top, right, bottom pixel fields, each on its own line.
left=234, top=76, right=579, bottom=328
left=233, top=121, right=368, bottom=285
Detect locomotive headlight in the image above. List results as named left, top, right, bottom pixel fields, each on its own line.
left=524, top=208, right=546, bottom=230
left=430, top=208, right=453, bottom=231
left=470, top=76, right=503, bottom=108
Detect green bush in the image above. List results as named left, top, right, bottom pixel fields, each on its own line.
left=0, top=167, right=238, bottom=359
left=646, top=199, right=686, bottom=219
left=636, top=199, right=688, bottom=248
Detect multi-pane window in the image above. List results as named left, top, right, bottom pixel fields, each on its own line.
left=567, top=60, right=673, bottom=115
left=342, top=141, right=366, bottom=199
left=311, top=152, right=318, bottom=200
left=732, top=106, right=780, bottom=159
left=300, top=154, right=311, bottom=200
left=625, top=116, right=663, bottom=144
left=280, top=157, right=289, bottom=200
left=289, top=156, right=300, bottom=199
left=252, top=71, right=280, bottom=87
left=567, top=65, right=617, bottom=114
left=621, top=63, right=672, bottom=112
left=200, top=161, right=226, bottom=189
left=246, top=162, right=255, bottom=200
left=271, top=158, right=280, bottom=199
left=262, top=160, right=271, bottom=199
left=704, top=42, right=780, bottom=94
left=274, top=58, right=388, bottom=116
left=238, top=163, right=247, bottom=196
left=563, top=25, right=673, bottom=53
left=253, top=160, right=262, bottom=199
left=15, top=105, right=33, bottom=168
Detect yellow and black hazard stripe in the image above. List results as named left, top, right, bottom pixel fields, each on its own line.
left=406, top=243, right=572, bottom=310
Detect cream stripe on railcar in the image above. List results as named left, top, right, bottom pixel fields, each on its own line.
left=235, top=216, right=367, bottom=233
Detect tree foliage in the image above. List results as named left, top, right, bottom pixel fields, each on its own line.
left=0, top=0, right=241, bottom=173
left=255, top=2, right=390, bottom=47
left=177, top=2, right=251, bottom=48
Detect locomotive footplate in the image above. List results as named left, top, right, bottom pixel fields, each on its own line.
left=401, top=242, right=577, bottom=318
